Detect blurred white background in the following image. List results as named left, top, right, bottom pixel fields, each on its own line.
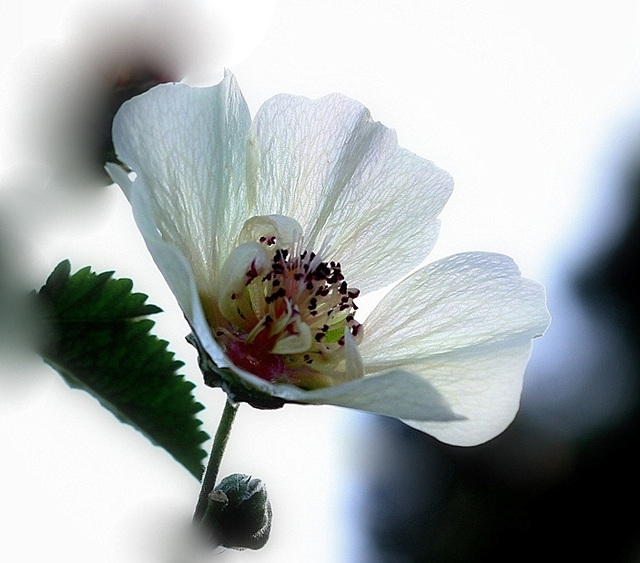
left=2, top=1, right=640, bottom=561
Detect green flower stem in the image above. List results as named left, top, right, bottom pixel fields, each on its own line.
left=194, top=398, right=239, bottom=522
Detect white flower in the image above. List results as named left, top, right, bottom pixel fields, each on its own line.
left=107, top=72, right=550, bottom=446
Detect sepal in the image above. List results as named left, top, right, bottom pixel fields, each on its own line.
left=186, top=332, right=287, bottom=410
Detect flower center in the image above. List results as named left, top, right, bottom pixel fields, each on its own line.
left=215, top=224, right=362, bottom=389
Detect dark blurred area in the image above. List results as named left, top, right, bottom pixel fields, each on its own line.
left=5, top=1, right=223, bottom=195
left=365, top=148, right=640, bottom=561
left=95, top=65, right=180, bottom=177
left=29, top=51, right=181, bottom=189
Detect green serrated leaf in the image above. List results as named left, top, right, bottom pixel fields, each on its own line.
left=35, top=260, right=209, bottom=479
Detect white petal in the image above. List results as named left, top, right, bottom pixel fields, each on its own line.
left=360, top=252, right=550, bottom=367
left=399, top=338, right=534, bottom=445
left=124, top=179, right=230, bottom=370
left=246, top=93, right=453, bottom=294
left=344, top=329, right=365, bottom=382
left=356, top=252, right=551, bottom=445
left=273, top=369, right=462, bottom=421
left=111, top=72, right=251, bottom=293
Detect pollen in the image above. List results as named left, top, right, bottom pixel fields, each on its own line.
left=216, top=233, right=363, bottom=389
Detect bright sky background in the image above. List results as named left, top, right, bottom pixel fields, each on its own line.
left=2, top=1, right=640, bottom=561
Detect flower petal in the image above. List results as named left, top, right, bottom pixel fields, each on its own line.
left=343, top=329, right=365, bottom=383
left=360, top=252, right=550, bottom=367
left=246, top=93, right=453, bottom=294
left=285, top=369, right=462, bottom=422
left=357, top=252, right=551, bottom=445
left=111, top=71, right=251, bottom=293
left=399, top=338, right=535, bottom=445
left=111, top=172, right=231, bottom=370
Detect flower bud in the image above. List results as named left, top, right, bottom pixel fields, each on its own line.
left=208, top=473, right=272, bottom=550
